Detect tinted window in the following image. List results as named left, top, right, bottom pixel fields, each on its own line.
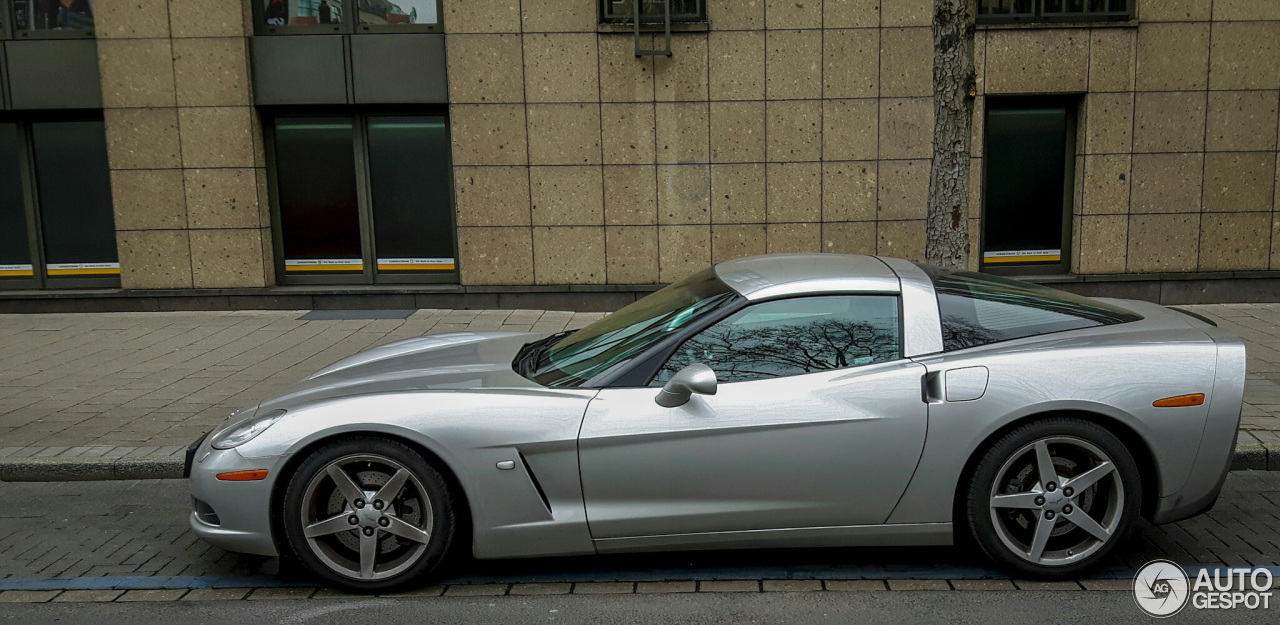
left=925, top=268, right=1142, bottom=351
left=654, top=295, right=901, bottom=385
left=274, top=118, right=362, bottom=273
left=30, top=120, right=117, bottom=272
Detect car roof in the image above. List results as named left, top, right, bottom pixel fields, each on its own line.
left=713, top=254, right=904, bottom=300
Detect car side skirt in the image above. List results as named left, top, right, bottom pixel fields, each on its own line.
left=591, top=522, right=952, bottom=554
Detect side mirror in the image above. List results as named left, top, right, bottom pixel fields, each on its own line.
left=655, top=363, right=718, bottom=408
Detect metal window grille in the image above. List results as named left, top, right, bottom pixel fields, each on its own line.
left=978, top=0, right=1131, bottom=23
left=600, top=0, right=705, bottom=23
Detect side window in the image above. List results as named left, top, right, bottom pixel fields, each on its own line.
left=929, top=269, right=1142, bottom=351
left=654, top=295, right=901, bottom=385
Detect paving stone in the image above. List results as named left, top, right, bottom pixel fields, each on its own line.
left=572, top=582, right=634, bottom=594
left=52, top=589, right=125, bottom=602
left=636, top=581, right=697, bottom=594
left=1080, top=579, right=1133, bottom=591
left=951, top=579, right=1017, bottom=591
left=117, top=589, right=188, bottom=601
left=698, top=580, right=760, bottom=592
left=825, top=580, right=887, bottom=591
left=380, top=585, right=445, bottom=597
left=1014, top=580, right=1082, bottom=591
left=246, top=587, right=316, bottom=600
left=0, top=590, right=61, bottom=602
left=510, top=583, right=572, bottom=595
left=181, top=588, right=251, bottom=601
left=887, top=579, right=951, bottom=591
left=445, top=584, right=509, bottom=596
left=763, top=580, right=823, bottom=592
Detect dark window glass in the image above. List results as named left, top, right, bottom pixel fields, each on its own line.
left=983, top=106, right=1068, bottom=266
left=263, top=0, right=342, bottom=27
left=924, top=267, right=1143, bottom=352
left=0, top=124, right=33, bottom=277
left=655, top=295, right=901, bottom=385
left=526, top=269, right=736, bottom=388
left=601, top=0, right=705, bottom=22
left=358, top=0, right=438, bottom=24
left=274, top=118, right=363, bottom=272
left=366, top=116, right=454, bottom=272
left=30, top=120, right=117, bottom=275
left=14, top=0, right=95, bottom=31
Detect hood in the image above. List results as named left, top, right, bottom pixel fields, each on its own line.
left=260, top=332, right=546, bottom=410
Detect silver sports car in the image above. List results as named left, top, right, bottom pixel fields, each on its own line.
left=186, top=254, right=1244, bottom=593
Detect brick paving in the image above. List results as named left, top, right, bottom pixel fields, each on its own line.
left=0, top=303, right=1275, bottom=459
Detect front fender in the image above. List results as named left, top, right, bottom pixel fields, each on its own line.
left=236, top=389, right=599, bottom=559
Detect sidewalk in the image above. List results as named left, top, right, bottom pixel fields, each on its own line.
left=0, top=304, right=1278, bottom=479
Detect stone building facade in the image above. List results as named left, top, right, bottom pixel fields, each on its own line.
left=0, top=0, right=1277, bottom=309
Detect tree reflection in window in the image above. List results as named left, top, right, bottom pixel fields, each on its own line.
left=656, top=295, right=900, bottom=384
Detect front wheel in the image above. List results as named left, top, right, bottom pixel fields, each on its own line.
left=966, top=418, right=1142, bottom=579
left=281, top=437, right=456, bottom=593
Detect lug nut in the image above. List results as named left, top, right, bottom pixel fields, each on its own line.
left=373, top=500, right=384, bottom=511
left=1063, top=504, right=1073, bottom=514
left=1064, top=487, right=1074, bottom=497
left=1045, top=510, right=1056, bottom=520
left=347, top=515, right=358, bottom=525
left=378, top=517, right=390, bottom=527
left=1046, top=482, right=1057, bottom=492
left=1034, top=496, right=1046, bottom=506
left=362, top=527, right=374, bottom=536
left=353, top=499, right=365, bottom=509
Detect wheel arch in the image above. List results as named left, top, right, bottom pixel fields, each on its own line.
left=267, top=429, right=475, bottom=561
left=950, top=409, right=1161, bottom=539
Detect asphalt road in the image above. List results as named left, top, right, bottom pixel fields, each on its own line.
left=2, top=591, right=1278, bottom=625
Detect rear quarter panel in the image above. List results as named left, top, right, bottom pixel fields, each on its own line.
left=887, top=324, right=1217, bottom=525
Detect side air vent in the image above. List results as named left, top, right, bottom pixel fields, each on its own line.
left=518, top=452, right=553, bottom=515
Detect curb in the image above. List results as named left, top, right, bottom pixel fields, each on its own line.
left=0, top=456, right=183, bottom=482
left=0, top=446, right=1273, bottom=482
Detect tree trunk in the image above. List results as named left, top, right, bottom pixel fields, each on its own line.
left=925, top=0, right=978, bottom=269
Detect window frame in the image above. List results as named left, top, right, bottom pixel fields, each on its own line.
left=262, top=106, right=459, bottom=287
left=0, top=110, right=118, bottom=290
left=976, top=0, right=1133, bottom=25
left=253, top=0, right=444, bottom=36
left=642, top=293, right=907, bottom=388
left=598, top=0, right=707, bottom=24
left=6, top=0, right=98, bottom=39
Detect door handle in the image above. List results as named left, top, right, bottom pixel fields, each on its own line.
left=921, top=371, right=944, bottom=404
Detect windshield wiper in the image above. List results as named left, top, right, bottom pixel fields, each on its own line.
left=514, top=329, right=575, bottom=377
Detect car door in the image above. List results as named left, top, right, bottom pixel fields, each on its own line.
left=578, top=294, right=928, bottom=539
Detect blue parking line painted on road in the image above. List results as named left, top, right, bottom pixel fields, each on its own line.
left=2, top=565, right=1269, bottom=592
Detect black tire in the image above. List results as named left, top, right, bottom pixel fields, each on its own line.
left=281, top=436, right=457, bottom=594
left=965, top=417, right=1142, bottom=579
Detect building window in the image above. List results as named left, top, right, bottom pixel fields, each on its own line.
left=599, top=0, right=706, bottom=24
left=9, top=0, right=96, bottom=36
left=267, top=111, right=456, bottom=284
left=978, top=0, right=1132, bottom=24
left=0, top=115, right=118, bottom=288
left=257, top=0, right=441, bottom=34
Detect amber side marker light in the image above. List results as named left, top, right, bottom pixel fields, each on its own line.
left=1153, top=394, right=1205, bottom=408
left=216, top=469, right=269, bottom=481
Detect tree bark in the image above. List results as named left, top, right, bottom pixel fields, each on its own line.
left=925, top=0, right=978, bottom=269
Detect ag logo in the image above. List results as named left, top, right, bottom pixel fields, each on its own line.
left=1134, top=560, right=1191, bottom=618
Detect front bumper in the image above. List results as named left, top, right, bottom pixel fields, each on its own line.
left=187, top=435, right=284, bottom=557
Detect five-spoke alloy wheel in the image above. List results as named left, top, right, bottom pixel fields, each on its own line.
left=966, top=418, right=1142, bottom=578
left=282, top=437, right=456, bottom=593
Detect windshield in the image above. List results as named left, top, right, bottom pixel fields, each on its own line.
left=521, top=268, right=738, bottom=388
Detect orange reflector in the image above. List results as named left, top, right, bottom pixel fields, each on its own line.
left=216, top=469, right=269, bottom=481
left=1153, top=394, right=1205, bottom=408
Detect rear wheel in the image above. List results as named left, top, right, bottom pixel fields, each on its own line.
left=966, top=418, right=1141, bottom=579
left=281, top=437, right=456, bottom=593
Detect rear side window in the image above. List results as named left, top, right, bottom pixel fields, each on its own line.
left=923, top=268, right=1142, bottom=352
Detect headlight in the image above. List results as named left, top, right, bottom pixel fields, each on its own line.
left=210, top=409, right=286, bottom=450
